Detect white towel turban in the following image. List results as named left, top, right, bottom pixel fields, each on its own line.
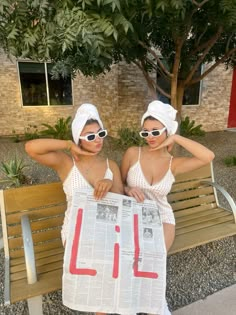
left=71, top=103, right=104, bottom=144
left=141, top=100, right=178, bottom=135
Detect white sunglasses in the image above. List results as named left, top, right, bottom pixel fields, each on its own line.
left=79, top=129, right=108, bottom=142
left=139, top=127, right=166, bottom=138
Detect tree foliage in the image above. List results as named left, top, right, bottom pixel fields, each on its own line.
left=113, top=0, right=236, bottom=110
left=0, top=0, right=235, bottom=111
left=0, top=0, right=132, bottom=77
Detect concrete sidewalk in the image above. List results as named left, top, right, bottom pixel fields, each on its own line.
left=172, top=284, right=236, bottom=315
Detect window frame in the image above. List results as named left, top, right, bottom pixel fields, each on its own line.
left=155, top=56, right=203, bottom=106
left=182, top=64, right=204, bottom=107
left=17, top=60, right=74, bottom=107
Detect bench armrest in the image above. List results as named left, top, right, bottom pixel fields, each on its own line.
left=21, top=215, right=37, bottom=284
left=200, top=180, right=236, bottom=223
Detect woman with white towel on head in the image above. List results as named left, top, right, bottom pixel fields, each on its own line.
left=25, top=103, right=123, bottom=246
left=25, top=103, right=123, bottom=315
left=121, top=100, right=215, bottom=314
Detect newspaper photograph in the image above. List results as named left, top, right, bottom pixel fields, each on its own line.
left=63, top=188, right=167, bottom=315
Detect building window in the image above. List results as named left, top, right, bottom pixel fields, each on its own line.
left=182, top=66, right=202, bottom=105
left=156, top=63, right=202, bottom=105
left=18, top=62, right=72, bottom=106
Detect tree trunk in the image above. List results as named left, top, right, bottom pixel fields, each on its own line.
left=176, top=83, right=185, bottom=116
left=170, top=74, right=178, bottom=109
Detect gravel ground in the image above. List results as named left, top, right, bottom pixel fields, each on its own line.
left=0, top=131, right=236, bottom=314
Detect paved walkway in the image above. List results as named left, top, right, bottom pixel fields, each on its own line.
left=172, top=284, right=236, bottom=315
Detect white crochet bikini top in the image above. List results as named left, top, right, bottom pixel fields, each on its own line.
left=61, top=158, right=113, bottom=244
left=126, top=147, right=175, bottom=213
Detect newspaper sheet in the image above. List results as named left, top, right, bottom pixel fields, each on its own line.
left=63, top=189, right=166, bottom=315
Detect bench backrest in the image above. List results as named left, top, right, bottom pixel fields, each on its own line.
left=168, top=164, right=215, bottom=215
left=0, top=164, right=216, bottom=260
left=0, top=182, right=66, bottom=261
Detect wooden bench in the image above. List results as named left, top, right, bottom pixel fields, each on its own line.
left=0, top=163, right=236, bottom=314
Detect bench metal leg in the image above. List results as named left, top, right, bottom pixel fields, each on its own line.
left=27, top=295, right=43, bottom=315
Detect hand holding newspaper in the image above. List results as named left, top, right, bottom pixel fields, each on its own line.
left=63, top=188, right=167, bottom=315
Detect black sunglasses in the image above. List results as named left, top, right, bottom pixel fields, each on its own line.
left=79, top=129, right=108, bottom=142
left=139, top=127, right=166, bottom=138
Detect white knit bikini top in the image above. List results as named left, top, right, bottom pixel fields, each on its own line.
left=126, top=147, right=175, bottom=204
left=63, top=158, right=113, bottom=199
left=61, top=158, right=113, bottom=244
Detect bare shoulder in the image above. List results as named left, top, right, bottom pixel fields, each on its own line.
left=108, top=159, right=120, bottom=169
left=123, top=146, right=139, bottom=158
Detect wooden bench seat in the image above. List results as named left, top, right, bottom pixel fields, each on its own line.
left=168, top=164, right=236, bottom=254
left=0, top=182, right=66, bottom=313
left=0, top=163, right=236, bottom=313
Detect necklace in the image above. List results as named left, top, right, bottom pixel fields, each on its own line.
left=76, top=157, right=99, bottom=176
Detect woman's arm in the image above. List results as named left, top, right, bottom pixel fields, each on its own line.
left=93, top=160, right=124, bottom=200
left=25, top=138, right=94, bottom=181
left=109, top=160, right=124, bottom=195
left=151, top=134, right=215, bottom=175
left=25, top=138, right=72, bottom=171
left=121, top=147, right=145, bottom=202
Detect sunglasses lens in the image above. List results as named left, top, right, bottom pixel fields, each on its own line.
left=152, top=130, right=160, bottom=136
left=140, top=132, right=148, bottom=138
left=87, top=134, right=96, bottom=141
left=98, top=130, right=107, bottom=138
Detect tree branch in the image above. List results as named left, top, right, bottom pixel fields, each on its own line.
left=188, top=46, right=236, bottom=85
left=189, top=25, right=211, bottom=56
left=146, top=56, right=171, bottom=81
left=191, top=0, right=210, bottom=8
left=138, top=40, right=173, bottom=78
left=184, top=26, right=223, bottom=85
left=134, top=60, right=171, bottom=99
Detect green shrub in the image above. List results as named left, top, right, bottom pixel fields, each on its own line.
left=24, top=124, right=40, bottom=140
left=224, top=156, right=236, bottom=167
left=180, top=116, right=205, bottom=137
left=11, top=129, right=21, bottom=143
left=114, top=127, right=145, bottom=150
left=0, top=157, right=28, bottom=187
left=40, top=116, right=72, bottom=140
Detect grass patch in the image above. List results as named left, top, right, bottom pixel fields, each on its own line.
left=224, top=156, right=236, bottom=167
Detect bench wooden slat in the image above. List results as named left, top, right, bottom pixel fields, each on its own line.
left=10, top=247, right=64, bottom=266
left=7, top=216, right=64, bottom=236
left=176, top=210, right=232, bottom=228
left=175, top=208, right=225, bottom=223
left=170, top=178, right=211, bottom=192
left=3, top=182, right=65, bottom=213
left=6, top=204, right=66, bottom=226
left=174, top=203, right=217, bottom=218
left=171, top=194, right=216, bottom=211
left=8, top=228, right=61, bottom=249
left=11, top=252, right=64, bottom=273
left=176, top=215, right=234, bottom=235
left=10, top=269, right=63, bottom=303
left=9, top=240, right=63, bottom=259
left=168, top=186, right=214, bottom=203
left=11, top=259, right=63, bottom=281
left=174, top=164, right=211, bottom=181
left=169, top=222, right=236, bottom=254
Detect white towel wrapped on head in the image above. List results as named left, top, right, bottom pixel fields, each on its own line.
left=141, top=100, right=178, bottom=136
left=72, top=103, right=104, bottom=144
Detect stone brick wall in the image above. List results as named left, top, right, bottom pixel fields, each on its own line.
left=0, top=51, right=233, bottom=137
left=0, top=52, right=118, bottom=137
left=182, top=64, right=232, bottom=132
